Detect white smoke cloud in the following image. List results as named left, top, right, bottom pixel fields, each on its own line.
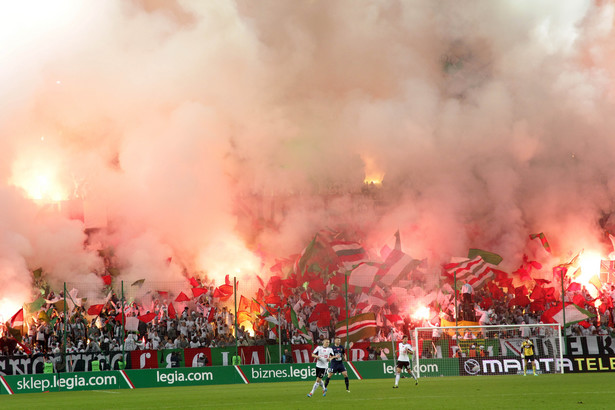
left=1, top=0, right=615, bottom=311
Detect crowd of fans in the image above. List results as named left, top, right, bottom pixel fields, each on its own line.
left=1, top=273, right=614, bottom=358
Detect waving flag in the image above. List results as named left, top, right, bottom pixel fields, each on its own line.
left=331, top=241, right=368, bottom=271
left=138, top=312, right=157, bottom=323
left=239, top=295, right=250, bottom=312
left=443, top=256, right=496, bottom=290
left=125, top=316, right=140, bottom=332
left=87, top=304, right=104, bottom=316
left=468, top=248, right=503, bottom=265
left=600, top=260, right=615, bottom=284
left=175, top=292, right=191, bottom=302
left=294, top=235, right=317, bottom=276
left=191, top=287, right=207, bottom=298
left=542, top=303, right=595, bottom=326
left=290, top=306, right=312, bottom=339
left=348, top=262, right=380, bottom=288
left=377, top=249, right=421, bottom=287
left=335, top=312, right=377, bottom=343
left=168, top=302, right=177, bottom=319
left=8, top=308, right=24, bottom=328
left=529, top=232, right=551, bottom=253
left=131, top=279, right=145, bottom=288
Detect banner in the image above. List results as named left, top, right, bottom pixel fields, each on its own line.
left=0, top=371, right=127, bottom=394
left=125, top=366, right=238, bottom=388
left=2, top=336, right=615, bottom=376
left=334, top=312, right=377, bottom=343
left=291, top=344, right=313, bottom=363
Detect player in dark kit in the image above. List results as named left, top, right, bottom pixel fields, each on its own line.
left=521, top=336, right=537, bottom=376
left=324, top=337, right=350, bottom=393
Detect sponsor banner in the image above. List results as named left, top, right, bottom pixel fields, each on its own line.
left=353, top=359, right=459, bottom=378
left=459, top=357, right=565, bottom=376
left=240, top=360, right=461, bottom=382
left=244, top=363, right=328, bottom=383
left=565, top=355, right=615, bottom=373
left=2, top=371, right=126, bottom=394
left=2, top=335, right=613, bottom=376
left=125, top=366, right=238, bottom=387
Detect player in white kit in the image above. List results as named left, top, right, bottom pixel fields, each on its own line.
left=307, top=339, right=333, bottom=397
left=393, top=334, right=418, bottom=388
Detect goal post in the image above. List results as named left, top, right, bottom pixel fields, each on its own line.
left=413, top=323, right=563, bottom=377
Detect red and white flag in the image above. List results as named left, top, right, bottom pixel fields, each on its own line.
left=443, top=256, right=495, bottom=290
left=9, top=308, right=24, bottom=328
left=334, top=312, right=377, bottom=343
left=348, top=262, right=380, bottom=288
left=331, top=241, right=369, bottom=271
left=377, top=249, right=421, bottom=287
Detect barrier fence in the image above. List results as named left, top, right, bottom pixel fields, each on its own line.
left=3, top=334, right=615, bottom=376
left=2, top=355, right=615, bottom=394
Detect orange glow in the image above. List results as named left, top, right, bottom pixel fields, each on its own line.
left=411, top=305, right=431, bottom=321
left=241, top=321, right=255, bottom=337
left=196, top=236, right=261, bottom=285
left=361, top=154, right=384, bottom=185
left=576, top=250, right=602, bottom=297
left=9, top=157, right=70, bottom=202
left=0, top=298, right=23, bottom=324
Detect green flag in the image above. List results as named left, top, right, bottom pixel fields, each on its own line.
left=290, top=306, right=312, bottom=340
left=25, top=297, right=46, bottom=314
left=295, top=235, right=317, bottom=276
left=468, top=248, right=503, bottom=265
left=131, top=279, right=145, bottom=287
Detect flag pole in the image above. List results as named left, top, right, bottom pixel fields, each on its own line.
left=63, top=282, right=67, bottom=372
left=121, top=280, right=125, bottom=369
left=454, top=270, right=458, bottom=331
left=391, top=327, right=397, bottom=366
left=277, top=306, right=282, bottom=363
left=234, top=277, right=238, bottom=362
left=561, top=269, right=566, bottom=338
left=345, top=272, right=349, bottom=350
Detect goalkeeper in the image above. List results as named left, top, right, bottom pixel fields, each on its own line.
left=521, top=336, right=538, bottom=376
left=393, top=334, right=418, bottom=388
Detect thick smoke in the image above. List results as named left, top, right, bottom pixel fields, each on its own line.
left=1, top=0, right=615, bottom=314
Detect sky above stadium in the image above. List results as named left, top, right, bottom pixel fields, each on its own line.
left=2, top=0, right=615, bottom=315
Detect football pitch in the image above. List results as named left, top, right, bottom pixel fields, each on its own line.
left=3, top=373, right=615, bottom=409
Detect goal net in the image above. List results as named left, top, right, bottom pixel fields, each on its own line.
left=412, top=323, right=563, bottom=377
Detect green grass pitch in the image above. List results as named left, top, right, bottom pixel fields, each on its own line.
left=3, top=374, right=615, bottom=409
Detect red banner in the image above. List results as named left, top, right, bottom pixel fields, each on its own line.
left=238, top=345, right=266, bottom=364
left=291, top=344, right=314, bottom=363
left=130, top=349, right=159, bottom=369
left=184, top=347, right=212, bottom=367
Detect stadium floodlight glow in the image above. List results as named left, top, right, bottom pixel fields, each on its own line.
left=413, top=323, right=564, bottom=378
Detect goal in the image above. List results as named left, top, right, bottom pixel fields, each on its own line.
left=412, top=323, right=563, bottom=377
